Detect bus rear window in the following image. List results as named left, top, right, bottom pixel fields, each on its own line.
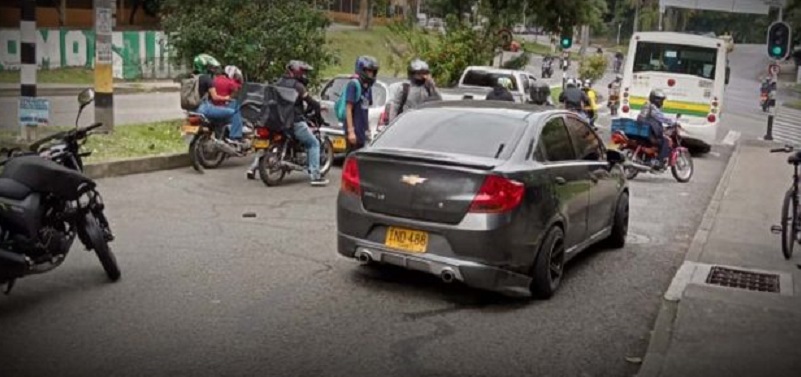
left=633, top=42, right=718, bottom=79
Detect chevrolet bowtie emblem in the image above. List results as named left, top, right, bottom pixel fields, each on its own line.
left=401, top=175, right=427, bottom=186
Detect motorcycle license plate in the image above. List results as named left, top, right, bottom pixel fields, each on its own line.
left=182, top=124, right=200, bottom=135
left=253, top=139, right=270, bottom=149
left=332, top=137, right=347, bottom=152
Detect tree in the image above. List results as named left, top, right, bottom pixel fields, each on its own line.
left=160, top=0, right=335, bottom=84
left=359, top=0, right=373, bottom=30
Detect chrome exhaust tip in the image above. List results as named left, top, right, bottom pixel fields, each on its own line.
left=440, top=269, right=456, bottom=284
left=355, top=251, right=372, bottom=265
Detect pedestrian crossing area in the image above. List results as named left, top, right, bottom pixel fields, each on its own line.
left=772, top=107, right=801, bottom=146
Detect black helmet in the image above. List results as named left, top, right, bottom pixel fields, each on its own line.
left=649, top=89, right=667, bottom=108
left=355, top=55, right=380, bottom=86
left=408, top=58, right=430, bottom=84
left=286, top=60, right=314, bottom=85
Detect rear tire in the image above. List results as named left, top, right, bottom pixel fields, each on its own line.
left=530, top=227, right=566, bottom=299
left=258, top=148, right=286, bottom=187
left=622, top=149, right=639, bottom=180
left=320, top=139, right=335, bottom=177
left=781, top=188, right=797, bottom=260
left=605, top=192, right=629, bottom=249
left=84, top=214, right=121, bottom=281
left=188, top=135, right=204, bottom=173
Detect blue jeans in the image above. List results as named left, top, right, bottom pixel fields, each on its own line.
left=198, top=100, right=243, bottom=139
left=292, top=121, right=321, bottom=180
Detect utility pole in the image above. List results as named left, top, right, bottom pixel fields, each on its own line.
left=19, top=0, right=38, bottom=141
left=617, top=23, right=622, bottom=45
left=94, top=0, right=115, bottom=132
left=633, top=1, right=640, bottom=34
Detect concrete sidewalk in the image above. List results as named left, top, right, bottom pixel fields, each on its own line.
left=0, top=81, right=179, bottom=97
left=638, top=139, right=801, bottom=376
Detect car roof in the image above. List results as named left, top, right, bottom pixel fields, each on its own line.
left=417, top=100, right=557, bottom=121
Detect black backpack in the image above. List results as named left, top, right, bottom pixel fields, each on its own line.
left=258, top=85, right=299, bottom=132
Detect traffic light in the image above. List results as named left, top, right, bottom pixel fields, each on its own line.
left=767, top=21, right=791, bottom=60
left=560, top=32, right=573, bottom=49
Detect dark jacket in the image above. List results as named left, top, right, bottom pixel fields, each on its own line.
left=559, top=87, right=589, bottom=110
left=486, top=87, right=515, bottom=101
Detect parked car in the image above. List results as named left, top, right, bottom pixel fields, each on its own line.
left=317, top=75, right=403, bottom=155
left=439, top=66, right=539, bottom=103
left=337, top=101, right=630, bottom=298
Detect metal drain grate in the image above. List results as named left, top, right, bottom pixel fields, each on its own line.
left=705, top=266, right=780, bottom=293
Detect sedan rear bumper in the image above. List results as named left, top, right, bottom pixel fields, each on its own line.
left=338, top=233, right=533, bottom=297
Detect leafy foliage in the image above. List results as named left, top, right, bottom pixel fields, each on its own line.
left=502, top=53, right=530, bottom=70
left=578, top=54, right=608, bottom=82
left=385, top=15, right=499, bottom=86
left=160, top=0, right=336, bottom=84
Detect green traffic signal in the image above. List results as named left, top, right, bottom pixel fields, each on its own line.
left=772, top=46, right=784, bottom=56
left=560, top=37, right=572, bottom=49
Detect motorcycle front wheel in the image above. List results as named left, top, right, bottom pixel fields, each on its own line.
left=671, top=149, right=694, bottom=183
left=83, top=213, right=121, bottom=281
left=258, top=147, right=286, bottom=187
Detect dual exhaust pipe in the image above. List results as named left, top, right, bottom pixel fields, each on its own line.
left=353, top=250, right=457, bottom=283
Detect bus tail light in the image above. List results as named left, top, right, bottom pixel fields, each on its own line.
left=622, top=105, right=630, bottom=113
left=707, top=114, right=717, bottom=123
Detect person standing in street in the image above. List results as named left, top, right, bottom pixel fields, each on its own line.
left=486, top=77, right=515, bottom=101
left=387, top=58, right=442, bottom=123
left=344, top=56, right=380, bottom=155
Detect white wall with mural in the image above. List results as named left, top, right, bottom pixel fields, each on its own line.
left=0, top=28, right=186, bottom=80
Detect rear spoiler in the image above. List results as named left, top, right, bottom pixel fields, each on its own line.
left=359, top=148, right=498, bottom=170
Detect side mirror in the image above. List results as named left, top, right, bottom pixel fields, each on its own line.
left=607, top=149, right=624, bottom=165
left=76, top=88, right=95, bottom=127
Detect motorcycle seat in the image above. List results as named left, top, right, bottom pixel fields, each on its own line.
left=0, top=178, right=30, bottom=201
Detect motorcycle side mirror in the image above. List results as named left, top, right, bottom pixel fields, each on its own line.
left=76, top=88, right=95, bottom=127
left=606, top=149, right=624, bottom=165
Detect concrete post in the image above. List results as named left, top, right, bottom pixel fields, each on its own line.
left=20, top=0, right=37, bottom=140
left=94, top=0, right=115, bottom=132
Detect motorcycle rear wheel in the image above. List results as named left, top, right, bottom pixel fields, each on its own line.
left=622, top=149, right=639, bottom=180
left=259, top=149, right=286, bottom=187
left=319, top=139, right=335, bottom=177
left=83, top=213, right=121, bottom=281
left=191, top=134, right=226, bottom=171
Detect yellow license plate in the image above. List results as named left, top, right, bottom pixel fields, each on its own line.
left=385, top=227, right=429, bottom=254
left=332, top=137, right=347, bottom=152
left=182, top=124, right=199, bottom=134
left=253, top=139, right=270, bottom=149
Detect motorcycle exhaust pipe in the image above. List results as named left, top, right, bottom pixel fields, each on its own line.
left=279, top=160, right=307, bottom=172
left=212, top=139, right=240, bottom=156
left=440, top=269, right=456, bottom=284
left=0, top=249, right=29, bottom=278
left=625, top=160, right=653, bottom=172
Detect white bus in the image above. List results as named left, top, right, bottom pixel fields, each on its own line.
left=619, top=32, right=730, bottom=152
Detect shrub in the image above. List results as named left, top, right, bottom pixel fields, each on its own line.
left=579, top=54, right=608, bottom=83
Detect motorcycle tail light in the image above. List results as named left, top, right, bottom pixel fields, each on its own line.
left=611, top=133, right=627, bottom=144
left=256, top=128, right=270, bottom=138
left=707, top=114, right=717, bottom=123
left=188, top=116, right=202, bottom=125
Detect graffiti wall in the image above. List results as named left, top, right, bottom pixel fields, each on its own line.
left=0, top=29, right=186, bottom=80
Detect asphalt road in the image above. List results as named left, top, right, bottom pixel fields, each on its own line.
left=0, top=92, right=184, bottom=130
left=0, top=44, right=760, bottom=377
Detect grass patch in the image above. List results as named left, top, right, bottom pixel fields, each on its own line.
left=784, top=100, right=801, bottom=110
left=0, top=67, right=95, bottom=85
left=522, top=41, right=555, bottom=56
left=325, top=26, right=399, bottom=78
left=0, top=120, right=185, bottom=163
left=551, top=86, right=562, bottom=103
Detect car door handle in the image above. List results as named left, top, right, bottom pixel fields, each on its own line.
left=554, top=176, right=567, bottom=185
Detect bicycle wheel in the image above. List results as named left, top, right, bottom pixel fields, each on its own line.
left=781, top=188, right=797, bottom=260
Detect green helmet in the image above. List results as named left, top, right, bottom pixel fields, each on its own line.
left=193, top=54, right=221, bottom=74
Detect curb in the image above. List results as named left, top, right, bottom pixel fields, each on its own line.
left=636, top=142, right=742, bottom=377
left=83, top=152, right=189, bottom=180
left=0, top=86, right=180, bottom=98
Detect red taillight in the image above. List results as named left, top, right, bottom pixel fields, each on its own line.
left=256, top=127, right=270, bottom=138
left=611, top=132, right=627, bottom=144
left=341, top=158, right=361, bottom=195
left=188, top=116, right=202, bottom=125
left=622, top=105, right=630, bottom=113
left=707, top=114, right=717, bottom=123
left=469, top=175, right=524, bottom=213
left=668, top=79, right=676, bottom=87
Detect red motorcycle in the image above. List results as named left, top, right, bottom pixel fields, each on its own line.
left=610, top=115, right=694, bottom=183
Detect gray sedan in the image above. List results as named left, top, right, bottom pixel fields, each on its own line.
left=336, top=101, right=629, bottom=298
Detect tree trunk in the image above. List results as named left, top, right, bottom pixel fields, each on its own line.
left=633, top=2, right=640, bottom=34
left=359, top=0, right=372, bottom=30
left=580, top=25, right=589, bottom=56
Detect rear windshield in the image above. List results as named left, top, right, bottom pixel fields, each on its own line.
left=371, top=109, right=526, bottom=159
left=633, top=42, right=718, bottom=80
left=321, top=78, right=387, bottom=106
left=461, top=70, right=519, bottom=91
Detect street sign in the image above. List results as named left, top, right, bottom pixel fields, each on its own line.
left=18, top=97, right=50, bottom=128
left=769, top=63, right=781, bottom=76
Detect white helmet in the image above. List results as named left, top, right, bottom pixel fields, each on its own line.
left=566, top=78, right=577, bottom=87
left=225, top=65, right=242, bottom=81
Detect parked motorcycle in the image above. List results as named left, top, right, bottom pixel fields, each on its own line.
left=181, top=110, right=255, bottom=173
left=256, top=110, right=335, bottom=186
left=0, top=89, right=120, bottom=294
left=610, top=115, right=694, bottom=183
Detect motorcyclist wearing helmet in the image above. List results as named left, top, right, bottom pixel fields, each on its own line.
left=388, top=58, right=442, bottom=123
left=344, top=55, right=380, bottom=152
left=486, top=77, right=515, bottom=101
left=638, top=89, right=677, bottom=170
left=608, top=74, right=623, bottom=114
left=529, top=80, right=554, bottom=106
left=559, top=78, right=591, bottom=120
left=582, top=79, right=599, bottom=127
left=212, top=64, right=245, bottom=144
left=270, top=60, right=328, bottom=186
left=193, top=54, right=242, bottom=142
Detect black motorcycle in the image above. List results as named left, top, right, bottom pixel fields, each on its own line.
left=257, top=110, right=334, bottom=186
left=0, top=89, right=120, bottom=294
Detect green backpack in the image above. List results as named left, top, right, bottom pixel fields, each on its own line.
left=335, top=78, right=362, bottom=123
